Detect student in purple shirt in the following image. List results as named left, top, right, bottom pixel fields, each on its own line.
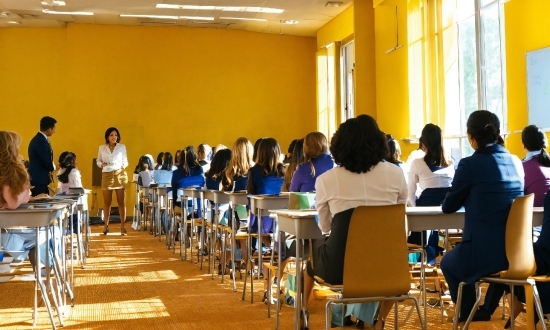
left=289, top=132, right=335, bottom=192
left=522, top=125, right=550, bottom=207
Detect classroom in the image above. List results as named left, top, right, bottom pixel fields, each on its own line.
left=0, top=0, right=549, bottom=329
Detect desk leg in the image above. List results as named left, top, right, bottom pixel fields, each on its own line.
left=295, top=238, right=302, bottom=330
left=275, top=227, right=282, bottom=329
left=213, top=204, right=218, bottom=281
left=230, top=204, right=237, bottom=292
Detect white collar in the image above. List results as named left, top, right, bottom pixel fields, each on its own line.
left=39, top=131, right=49, bottom=140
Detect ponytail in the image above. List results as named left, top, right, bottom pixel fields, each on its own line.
left=539, top=148, right=550, bottom=167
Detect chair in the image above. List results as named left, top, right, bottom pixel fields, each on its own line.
left=455, top=193, right=547, bottom=330
left=323, top=204, right=424, bottom=330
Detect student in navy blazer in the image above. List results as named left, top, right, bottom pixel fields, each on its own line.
left=440, top=110, right=524, bottom=324
left=28, top=116, right=57, bottom=196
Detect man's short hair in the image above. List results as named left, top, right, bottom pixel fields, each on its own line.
left=40, top=116, right=57, bottom=131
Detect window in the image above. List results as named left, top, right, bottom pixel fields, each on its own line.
left=341, top=40, right=355, bottom=121
left=408, top=0, right=507, bottom=156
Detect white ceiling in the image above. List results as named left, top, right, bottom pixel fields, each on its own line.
left=0, top=0, right=353, bottom=37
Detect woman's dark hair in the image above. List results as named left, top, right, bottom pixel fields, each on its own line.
left=206, top=149, right=232, bottom=180
left=175, top=150, right=181, bottom=164
left=282, top=138, right=304, bottom=191
left=179, top=145, right=201, bottom=175
left=420, top=124, right=449, bottom=167
left=57, top=152, right=76, bottom=184
left=330, top=114, right=388, bottom=174
left=156, top=152, right=165, bottom=166
left=522, top=125, right=550, bottom=167
left=104, top=127, right=121, bottom=144
left=161, top=152, right=174, bottom=170
left=253, top=138, right=266, bottom=163
left=283, top=139, right=298, bottom=164
left=133, top=157, right=141, bottom=174
left=466, top=110, right=504, bottom=150
left=138, top=155, right=153, bottom=172
left=385, top=134, right=402, bottom=165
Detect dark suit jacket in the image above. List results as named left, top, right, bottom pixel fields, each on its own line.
left=442, top=144, right=524, bottom=285
left=28, top=132, right=54, bottom=186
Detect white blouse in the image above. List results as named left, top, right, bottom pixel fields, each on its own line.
left=96, top=143, right=129, bottom=173
left=406, top=157, right=454, bottom=206
left=57, top=168, right=88, bottom=210
left=315, top=162, right=408, bottom=234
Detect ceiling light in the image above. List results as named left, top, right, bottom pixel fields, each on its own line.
left=120, top=14, right=179, bottom=20
left=325, top=1, right=343, bottom=7
left=120, top=14, right=213, bottom=21
left=42, top=9, right=94, bottom=15
left=7, top=21, right=21, bottom=24
left=41, top=0, right=66, bottom=6
left=0, top=12, right=10, bottom=17
left=280, top=20, right=299, bottom=25
left=156, top=4, right=284, bottom=14
left=219, top=17, right=267, bottom=22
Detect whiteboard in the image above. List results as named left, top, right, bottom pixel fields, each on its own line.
left=527, top=46, right=550, bottom=129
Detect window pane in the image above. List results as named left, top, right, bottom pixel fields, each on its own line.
left=480, top=0, right=499, bottom=8
left=480, top=3, right=505, bottom=129
left=457, top=0, right=474, bottom=21
left=458, top=16, right=479, bottom=134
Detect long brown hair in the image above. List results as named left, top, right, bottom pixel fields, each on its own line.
left=282, top=139, right=304, bottom=192
left=255, top=138, right=285, bottom=177
left=223, top=137, right=254, bottom=190
left=420, top=124, right=450, bottom=167
left=303, top=132, right=328, bottom=176
left=0, top=131, right=30, bottom=204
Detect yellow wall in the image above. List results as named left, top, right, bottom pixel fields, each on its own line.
left=373, top=0, right=412, bottom=155
left=353, top=0, right=377, bottom=118
left=503, top=0, right=550, bottom=156
left=317, top=5, right=355, bottom=49
left=0, top=24, right=317, bottom=215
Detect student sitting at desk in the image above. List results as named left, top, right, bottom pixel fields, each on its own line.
left=171, top=146, right=205, bottom=249
left=303, top=115, right=407, bottom=330
left=522, top=125, right=550, bottom=207
left=440, top=110, right=524, bottom=327
left=289, top=132, right=334, bottom=193
left=385, top=134, right=404, bottom=168
left=205, top=149, right=232, bottom=191
left=246, top=137, right=285, bottom=303
left=0, top=131, right=54, bottom=268
left=282, top=138, right=303, bottom=192
left=407, top=123, right=454, bottom=266
left=57, top=151, right=88, bottom=234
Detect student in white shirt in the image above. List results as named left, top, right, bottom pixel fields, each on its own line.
left=97, top=127, right=129, bottom=236
left=407, top=123, right=454, bottom=266
left=137, top=156, right=154, bottom=187
left=57, top=151, right=88, bottom=233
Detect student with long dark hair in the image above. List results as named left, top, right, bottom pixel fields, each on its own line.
left=282, top=138, right=304, bottom=192
left=161, top=152, right=177, bottom=171
left=385, top=134, right=404, bottom=167
left=205, top=149, right=232, bottom=190
left=57, top=151, right=87, bottom=233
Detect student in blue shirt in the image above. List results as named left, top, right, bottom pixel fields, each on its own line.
left=171, top=146, right=205, bottom=247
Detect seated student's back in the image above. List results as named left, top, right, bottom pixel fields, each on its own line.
left=522, top=125, right=550, bottom=207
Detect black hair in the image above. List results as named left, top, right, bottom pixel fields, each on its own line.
left=284, top=139, right=299, bottom=164
left=57, top=152, right=76, bottom=184
left=330, top=114, right=388, bottom=174
left=466, top=110, right=504, bottom=150
left=156, top=152, right=164, bottom=165
left=179, top=145, right=201, bottom=175
left=206, top=149, right=232, bottom=180
left=40, top=116, right=57, bottom=131
left=522, top=125, right=550, bottom=167
left=104, top=127, right=121, bottom=144
left=161, top=152, right=174, bottom=170
left=420, top=124, right=449, bottom=167
left=138, top=156, right=153, bottom=172
left=385, top=134, right=402, bottom=165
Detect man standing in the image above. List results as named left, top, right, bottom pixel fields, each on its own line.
left=28, top=116, right=57, bottom=196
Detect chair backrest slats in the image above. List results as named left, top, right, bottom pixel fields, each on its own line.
left=343, top=204, right=411, bottom=298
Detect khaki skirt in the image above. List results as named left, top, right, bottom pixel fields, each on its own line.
left=102, top=169, right=128, bottom=190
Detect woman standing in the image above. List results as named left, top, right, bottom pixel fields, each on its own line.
left=97, top=127, right=129, bottom=236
